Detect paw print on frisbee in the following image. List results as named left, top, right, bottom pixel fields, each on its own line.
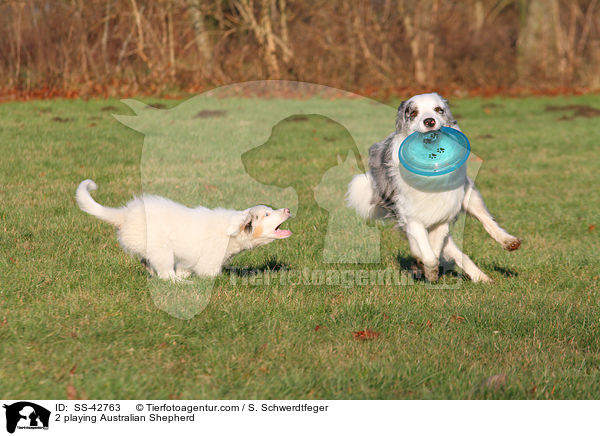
left=398, top=126, right=470, bottom=176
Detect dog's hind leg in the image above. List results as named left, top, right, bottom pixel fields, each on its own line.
left=443, top=235, right=491, bottom=283
left=463, top=178, right=521, bottom=251
left=406, top=221, right=439, bottom=282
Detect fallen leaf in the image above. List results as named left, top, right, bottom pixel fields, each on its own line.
left=530, top=385, right=537, bottom=394
left=66, top=383, right=78, bottom=400
left=450, top=315, right=465, bottom=323
left=383, top=313, right=389, bottom=321
left=353, top=329, right=380, bottom=340
left=314, top=325, right=323, bottom=331
left=426, top=320, right=433, bottom=328
left=589, top=224, right=596, bottom=232
left=69, top=365, right=77, bottom=376
left=158, top=342, right=168, bottom=348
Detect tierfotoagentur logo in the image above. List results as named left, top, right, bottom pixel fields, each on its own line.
left=3, top=402, right=50, bottom=434
left=230, top=267, right=416, bottom=288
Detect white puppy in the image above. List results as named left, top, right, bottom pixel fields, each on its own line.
left=76, top=179, right=292, bottom=280
left=347, top=93, right=520, bottom=282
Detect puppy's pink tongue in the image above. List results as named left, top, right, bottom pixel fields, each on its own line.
left=274, top=229, right=292, bottom=238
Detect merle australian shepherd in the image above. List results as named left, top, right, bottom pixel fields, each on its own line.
left=347, top=93, right=520, bottom=282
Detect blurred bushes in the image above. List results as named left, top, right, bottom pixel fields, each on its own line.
left=1, top=0, right=598, bottom=95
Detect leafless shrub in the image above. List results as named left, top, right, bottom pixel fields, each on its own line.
left=0, top=0, right=598, bottom=95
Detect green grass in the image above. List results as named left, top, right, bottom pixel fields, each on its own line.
left=1, top=94, right=599, bottom=399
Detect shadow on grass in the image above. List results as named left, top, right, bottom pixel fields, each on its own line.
left=397, top=254, right=519, bottom=282
left=492, top=265, right=519, bottom=277
left=396, top=254, right=462, bottom=281
left=225, top=258, right=290, bottom=277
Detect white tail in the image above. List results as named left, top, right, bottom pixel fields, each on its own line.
left=76, top=179, right=125, bottom=227
left=346, top=173, right=376, bottom=219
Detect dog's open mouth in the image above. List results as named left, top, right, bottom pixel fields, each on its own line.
left=273, top=220, right=292, bottom=238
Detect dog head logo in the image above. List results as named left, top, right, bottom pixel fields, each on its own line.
left=112, top=81, right=482, bottom=317
left=3, top=402, right=50, bottom=433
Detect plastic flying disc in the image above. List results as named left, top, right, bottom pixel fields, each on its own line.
left=398, top=126, right=470, bottom=176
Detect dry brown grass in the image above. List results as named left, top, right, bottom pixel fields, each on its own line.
left=1, top=0, right=599, bottom=97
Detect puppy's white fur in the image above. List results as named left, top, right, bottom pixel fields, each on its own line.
left=348, top=93, right=520, bottom=282
left=76, top=179, right=291, bottom=280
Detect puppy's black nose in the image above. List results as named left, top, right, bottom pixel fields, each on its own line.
left=424, top=118, right=436, bottom=128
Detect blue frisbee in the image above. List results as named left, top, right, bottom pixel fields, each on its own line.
left=398, top=126, right=470, bottom=176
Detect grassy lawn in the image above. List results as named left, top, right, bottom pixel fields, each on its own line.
left=1, top=93, right=599, bottom=399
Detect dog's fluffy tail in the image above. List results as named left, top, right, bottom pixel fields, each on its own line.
left=76, top=179, right=125, bottom=227
left=346, top=173, right=377, bottom=219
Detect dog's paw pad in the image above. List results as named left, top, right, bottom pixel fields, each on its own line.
left=504, top=238, right=521, bottom=251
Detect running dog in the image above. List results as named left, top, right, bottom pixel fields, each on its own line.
left=76, top=179, right=292, bottom=280
left=347, top=93, right=520, bottom=282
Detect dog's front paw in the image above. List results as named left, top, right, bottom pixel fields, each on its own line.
left=503, top=237, right=521, bottom=251
left=423, top=264, right=439, bottom=282
left=474, top=273, right=493, bottom=284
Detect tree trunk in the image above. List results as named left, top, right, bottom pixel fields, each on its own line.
left=517, top=0, right=557, bottom=84
left=261, top=0, right=280, bottom=78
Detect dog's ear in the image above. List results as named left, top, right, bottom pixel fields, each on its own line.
left=442, top=98, right=459, bottom=127
left=395, top=101, right=407, bottom=132
left=226, top=210, right=253, bottom=236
